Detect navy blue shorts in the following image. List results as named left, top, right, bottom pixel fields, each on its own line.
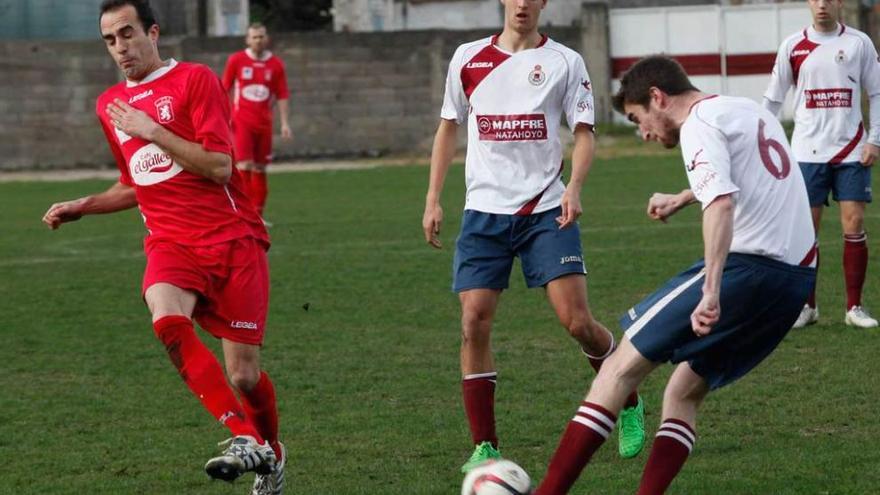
left=620, top=254, right=816, bottom=390
left=452, top=207, right=586, bottom=292
left=800, top=161, right=872, bottom=206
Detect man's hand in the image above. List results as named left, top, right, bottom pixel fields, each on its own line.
left=43, top=198, right=88, bottom=230
left=556, top=185, right=582, bottom=229
left=422, top=202, right=443, bottom=249
left=861, top=142, right=879, bottom=167
left=281, top=123, right=293, bottom=140
left=647, top=192, right=684, bottom=222
left=691, top=291, right=720, bottom=337
left=106, top=98, right=160, bottom=141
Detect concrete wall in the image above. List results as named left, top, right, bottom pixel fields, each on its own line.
left=0, top=24, right=595, bottom=170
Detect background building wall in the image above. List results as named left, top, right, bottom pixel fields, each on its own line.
left=0, top=27, right=581, bottom=170
left=0, top=0, right=235, bottom=40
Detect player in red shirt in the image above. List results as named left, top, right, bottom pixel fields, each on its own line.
left=222, top=23, right=291, bottom=224
left=41, top=2, right=286, bottom=493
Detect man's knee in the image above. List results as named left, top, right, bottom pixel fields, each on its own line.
left=461, top=309, right=491, bottom=342
left=664, top=374, right=709, bottom=406
left=227, top=363, right=261, bottom=392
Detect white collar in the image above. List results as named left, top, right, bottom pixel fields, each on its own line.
left=126, top=58, right=178, bottom=87
left=807, top=23, right=844, bottom=41
left=246, top=49, right=272, bottom=62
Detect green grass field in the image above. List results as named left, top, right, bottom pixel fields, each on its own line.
left=2, top=154, right=879, bottom=494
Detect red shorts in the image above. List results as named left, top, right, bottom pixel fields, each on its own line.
left=143, top=237, right=269, bottom=345
left=233, top=120, right=273, bottom=165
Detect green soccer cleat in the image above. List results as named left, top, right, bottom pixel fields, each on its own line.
left=461, top=441, right=502, bottom=473
left=618, top=395, right=646, bottom=459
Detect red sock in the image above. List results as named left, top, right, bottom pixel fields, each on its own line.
left=240, top=371, right=282, bottom=460
left=844, top=232, right=868, bottom=309
left=153, top=316, right=263, bottom=442
left=534, top=401, right=616, bottom=495
left=636, top=419, right=696, bottom=495
left=807, top=245, right=819, bottom=308
left=251, top=171, right=268, bottom=216
left=462, top=372, right=497, bottom=447
left=585, top=338, right=639, bottom=409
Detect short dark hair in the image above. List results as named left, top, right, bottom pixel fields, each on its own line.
left=612, top=55, right=698, bottom=114
left=99, top=0, right=159, bottom=33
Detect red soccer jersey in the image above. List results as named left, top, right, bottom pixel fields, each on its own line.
left=96, top=59, right=269, bottom=250
left=222, top=49, right=290, bottom=130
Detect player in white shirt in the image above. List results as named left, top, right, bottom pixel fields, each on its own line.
left=763, top=0, right=880, bottom=329
left=532, top=56, right=816, bottom=495
left=421, top=0, right=646, bottom=472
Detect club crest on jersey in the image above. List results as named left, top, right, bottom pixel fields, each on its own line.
left=835, top=50, right=846, bottom=64
left=242, top=67, right=253, bottom=79
left=529, top=65, right=546, bottom=86
left=154, top=96, right=174, bottom=124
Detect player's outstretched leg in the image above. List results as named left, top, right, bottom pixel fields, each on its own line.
left=582, top=332, right=645, bottom=459
left=153, top=315, right=263, bottom=441
left=636, top=363, right=707, bottom=495
left=459, top=289, right=503, bottom=472
left=546, top=275, right=646, bottom=459
left=535, top=340, right=655, bottom=495
left=240, top=371, right=285, bottom=495
left=222, top=339, right=285, bottom=492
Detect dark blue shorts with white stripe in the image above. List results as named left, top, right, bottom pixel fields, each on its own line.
left=620, top=253, right=816, bottom=390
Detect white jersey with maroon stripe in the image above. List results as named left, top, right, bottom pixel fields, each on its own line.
left=681, top=95, right=816, bottom=267
left=764, top=24, right=880, bottom=163
left=441, top=35, right=595, bottom=215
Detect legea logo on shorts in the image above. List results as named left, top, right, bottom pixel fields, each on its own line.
left=242, top=84, right=270, bottom=102
left=477, top=114, right=548, bottom=141
left=129, top=143, right=183, bottom=186
left=231, top=320, right=258, bottom=330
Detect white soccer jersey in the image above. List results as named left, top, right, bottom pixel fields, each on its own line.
left=681, top=96, right=816, bottom=267
left=764, top=24, right=880, bottom=163
left=441, top=35, right=595, bottom=215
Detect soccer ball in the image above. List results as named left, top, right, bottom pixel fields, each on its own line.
left=461, top=459, right=533, bottom=495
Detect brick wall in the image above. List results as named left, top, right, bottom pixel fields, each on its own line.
left=0, top=27, right=583, bottom=170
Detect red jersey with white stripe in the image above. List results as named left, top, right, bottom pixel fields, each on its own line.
left=441, top=35, right=595, bottom=215
left=765, top=24, right=880, bottom=163
left=681, top=96, right=815, bottom=267
left=222, top=49, right=289, bottom=131
left=96, top=59, right=268, bottom=250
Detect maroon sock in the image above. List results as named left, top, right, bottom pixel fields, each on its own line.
left=534, top=401, right=616, bottom=495
left=636, top=418, right=696, bottom=495
left=807, top=245, right=820, bottom=308
left=843, top=232, right=868, bottom=309
left=153, top=316, right=263, bottom=442
left=240, top=371, right=281, bottom=459
left=585, top=339, right=639, bottom=409
left=462, top=372, right=497, bottom=447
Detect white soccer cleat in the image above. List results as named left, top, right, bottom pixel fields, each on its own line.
left=791, top=304, right=819, bottom=329
left=845, top=306, right=879, bottom=328
left=205, top=435, right=276, bottom=482
left=252, top=442, right=286, bottom=495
